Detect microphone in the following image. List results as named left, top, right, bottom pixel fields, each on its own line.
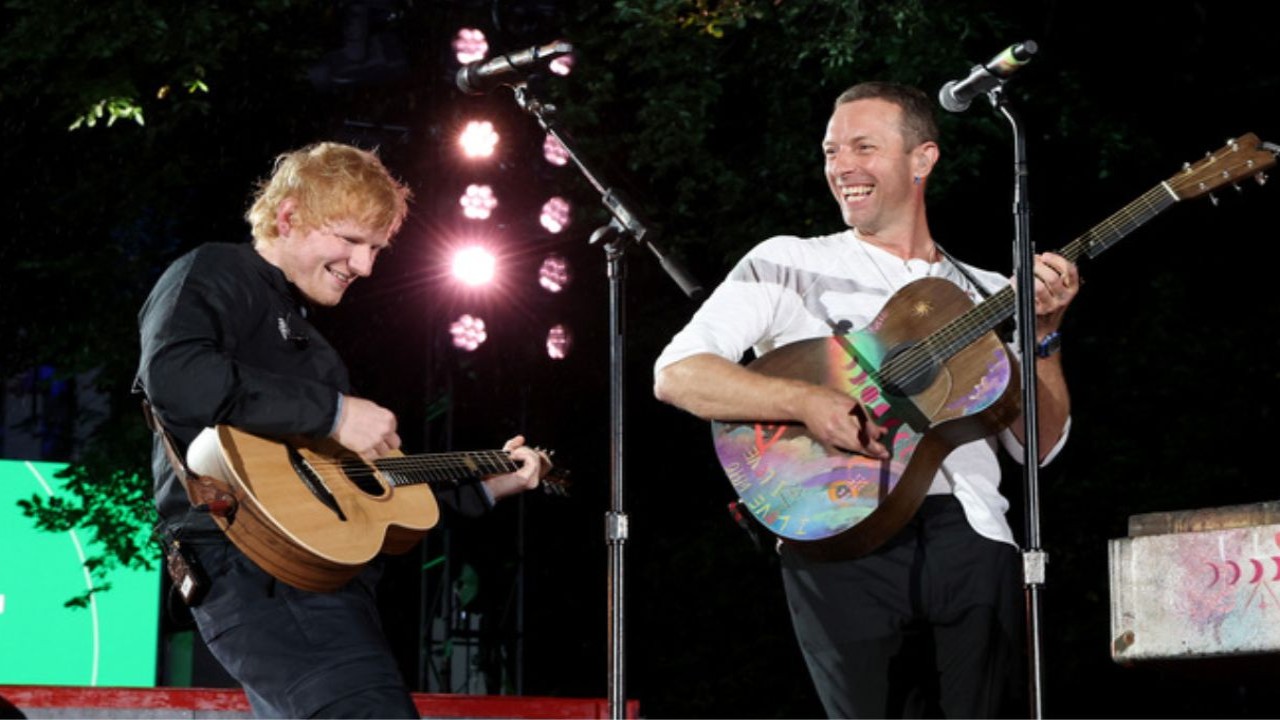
left=455, top=40, right=573, bottom=95
left=938, top=40, right=1038, bottom=113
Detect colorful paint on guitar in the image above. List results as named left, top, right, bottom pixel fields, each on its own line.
left=712, top=329, right=1011, bottom=542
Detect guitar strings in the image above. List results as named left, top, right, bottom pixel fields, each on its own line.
left=876, top=185, right=1174, bottom=390
left=870, top=142, right=1255, bottom=390
left=301, top=450, right=519, bottom=485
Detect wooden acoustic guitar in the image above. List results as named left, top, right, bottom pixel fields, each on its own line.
left=185, top=425, right=564, bottom=591
left=711, top=134, right=1276, bottom=561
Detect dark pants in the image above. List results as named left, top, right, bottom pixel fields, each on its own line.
left=190, top=542, right=419, bottom=719
left=781, top=496, right=1026, bottom=719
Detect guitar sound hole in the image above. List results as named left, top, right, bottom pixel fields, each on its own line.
left=341, top=457, right=388, bottom=497
left=880, top=342, right=939, bottom=397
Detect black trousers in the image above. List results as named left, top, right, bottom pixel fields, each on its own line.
left=781, top=496, right=1026, bottom=719
left=190, top=542, right=419, bottom=719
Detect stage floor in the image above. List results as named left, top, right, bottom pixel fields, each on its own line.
left=0, top=685, right=639, bottom=719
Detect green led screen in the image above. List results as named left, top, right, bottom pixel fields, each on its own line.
left=0, top=459, right=159, bottom=686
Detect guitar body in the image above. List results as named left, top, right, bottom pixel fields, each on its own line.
left=187, top=425, right=440, bottom=592
left=711, top=278, right=1022, bottom=560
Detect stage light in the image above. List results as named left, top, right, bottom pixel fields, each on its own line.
left=460, top=184, right=498, bottom=220
left=543, top=133, right=569, bottom=166
left=451, top=246, right=497, bottom=286
left=538, top=254, right=570, bottom=293
left=452, top=28, right=488, bottom=64
left=450, top=314, right=488, bottom=351
left=546, top=324, right=572, bottom=359
left=459, top=120, right=499, bottom=158
left=539, top=196, right=571, bottom=234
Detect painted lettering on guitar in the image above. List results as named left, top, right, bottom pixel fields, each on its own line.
left=724, top=461, right=751, bottom=494
left=752, top=423, right=787, bottom=460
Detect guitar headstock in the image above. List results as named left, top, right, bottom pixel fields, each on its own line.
left=1167, top=133, right=1277, bottom=201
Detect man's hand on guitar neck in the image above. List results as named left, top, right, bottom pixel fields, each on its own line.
left=1027, top=251, right=1080, bottom=341
left=483, top=435, right=553, bottom=501
left=331, top=395, right=402, bottom=460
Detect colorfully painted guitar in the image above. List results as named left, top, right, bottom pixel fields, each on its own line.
left=712, top=134, right=1277, bottom=561
left=185, top=425, right=565, bottom=591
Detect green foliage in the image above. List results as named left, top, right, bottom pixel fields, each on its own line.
left=555, top=0, right=1016, bottom=272
left=69, top=96, right=147, bottom=130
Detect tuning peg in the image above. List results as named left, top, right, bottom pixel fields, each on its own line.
left=1258, top=172, right=1269, bottom=186
left=1209, top=193, right=1220, bottom=207
left=1234, top=182, right=1244, bottom=193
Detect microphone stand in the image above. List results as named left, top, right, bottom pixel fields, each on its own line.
left=509, top=80, right=702, bottom=720
left=985, top=84, right=1047, bottom=718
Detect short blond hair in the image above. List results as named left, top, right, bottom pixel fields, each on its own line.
left=246, top=142, right=410, bottom=244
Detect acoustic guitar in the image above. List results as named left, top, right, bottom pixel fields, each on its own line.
left=185, top=425, right=564, bottom=591
left=711, top=134, right=1276, bottom=561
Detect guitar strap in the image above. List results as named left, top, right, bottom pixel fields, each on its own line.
left=936, top=244, right=1021, bottom=342
left=139, top=399, right=237, bottom=518
left=139, top=399, right=229, bottom=606
left=935, top=244, right=993, bottom=301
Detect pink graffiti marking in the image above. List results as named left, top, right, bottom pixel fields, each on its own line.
left=752, top=423, right=786, bottom=458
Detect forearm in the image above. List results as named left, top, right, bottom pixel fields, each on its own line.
left=1008, top=353, right=1071, bottom=460
left=654, top=353, right=812, bottom=422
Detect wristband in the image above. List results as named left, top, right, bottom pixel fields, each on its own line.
left=1035, top=331, right=1062, bottom=359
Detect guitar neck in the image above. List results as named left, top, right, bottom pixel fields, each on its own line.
left=372, top=450, right=519, bottom=488
left=925, top=183, right=1178, bottom=358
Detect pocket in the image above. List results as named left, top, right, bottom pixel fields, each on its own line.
left=189, top=543, right=279, bottom=644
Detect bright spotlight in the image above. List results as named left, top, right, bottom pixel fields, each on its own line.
left=459, top=120, right=499, bottom=158
left=539, top=196, right=571, bottom=234
left=453, top=28, right=488, bottom=64
left=546, top=324, right=572, bottom=359
left=451, top=246, right=497, bottom=286
left=543, top=133, right=569, bottom=166
left=538, top=254, right=570, bottom=293
left=451, top=314, right=488, bottom=351
left=460, top=184, right=498, bottom=220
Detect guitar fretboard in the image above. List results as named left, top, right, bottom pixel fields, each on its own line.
left=880, top=183, right=1178, bottom=389
left=374, top=451, right=519, bottom=488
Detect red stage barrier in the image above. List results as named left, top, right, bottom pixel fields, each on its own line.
left=0, top=685, right=639, bottom=719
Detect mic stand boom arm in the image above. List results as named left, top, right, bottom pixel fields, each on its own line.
left=511, top=81, right=702, bottom=720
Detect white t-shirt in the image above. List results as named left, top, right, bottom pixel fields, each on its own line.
left=654, top=229, right=1069, bottom=547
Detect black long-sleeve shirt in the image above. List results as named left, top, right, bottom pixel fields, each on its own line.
left=136, top=242, right=488, bottom=536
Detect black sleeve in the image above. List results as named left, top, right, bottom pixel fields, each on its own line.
left=137, top=251, right=339, bottom=445
left=433, top=480, right=495, bottom=522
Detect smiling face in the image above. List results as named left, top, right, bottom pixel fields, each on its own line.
left=264, top=199, right=390, bottom=306
left=823, top=98, right=936, bottom=236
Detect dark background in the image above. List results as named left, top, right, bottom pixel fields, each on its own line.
left=3, top=1, right=1279, bottom=717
